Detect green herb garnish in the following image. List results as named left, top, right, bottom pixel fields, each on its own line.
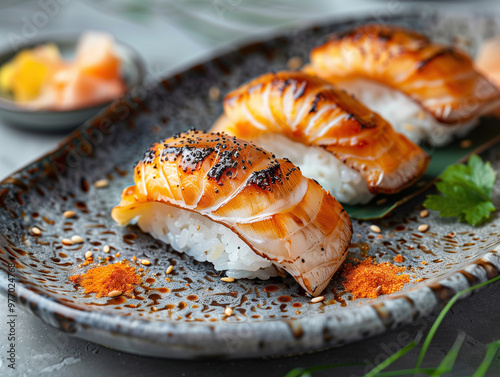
left=423, top=155, right=497, bottom=226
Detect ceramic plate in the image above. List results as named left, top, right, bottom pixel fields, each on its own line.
left=1, top=12, right=500, bottom=359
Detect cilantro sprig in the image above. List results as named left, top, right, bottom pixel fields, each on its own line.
left=423, top=155, right=497, bottom=226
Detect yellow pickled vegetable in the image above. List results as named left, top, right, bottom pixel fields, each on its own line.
left=0, top=43, right=61, bottom=102
left=10, top=51, right=48, bottom=102
left=0, top=61, right=15, bottom=93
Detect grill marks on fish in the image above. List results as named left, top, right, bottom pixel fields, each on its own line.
left=416, top=47, right=459, bottom=71
left=377, top=29, right=395, bottom=41
left=308, top=93, right=325, bottom=113
left=207, top=149, right=238, bottom=181
left=164, top=146, right=215, bottom=172
left=271, top=76, right=308, bottom=101
left=274, top=77, right=292, bottom=93
left=345, top=113, right=377, bottom=130
left=247, top=163, right=283, bottom=191
left=141, top=131, right=286, bottom=190
left=293, top=81, right=307, bottom=100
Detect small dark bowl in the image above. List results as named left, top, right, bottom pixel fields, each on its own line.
left=0, top=35, right=145, bottom=131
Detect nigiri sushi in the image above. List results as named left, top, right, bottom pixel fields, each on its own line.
left=476, top=35, right=500, bottom=89
left=304, top=25, right=500, bottom=146
left=211, top=71, right=430, bottom=205
left=111, top=130, right=352, bottom=296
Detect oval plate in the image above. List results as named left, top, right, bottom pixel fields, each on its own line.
left=1, top=12, right=500, bottom=359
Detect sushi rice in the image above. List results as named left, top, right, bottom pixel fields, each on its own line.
left=338, top=79, right=478, bottom=146
left=253, top=133, right=374, bottom=205
left=136, top=203, right=278, bottom=279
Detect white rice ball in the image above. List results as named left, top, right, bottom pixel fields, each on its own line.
left=136, top=203, right=278, bottom=280
left=337, top=78, right=477, bottom=146
left=254, top=133, right=374, bottom=205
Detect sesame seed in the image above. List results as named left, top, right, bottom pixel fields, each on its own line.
left=141, top=259, right=151, bottom=266
left=454, top=35, right=471, bottom=46
left=31, top=227, right=41, bottom=236
left=115, top=253, right=121, bottom=257
left=375, top=285, right=382, bottom=296
left=221, top=277, right=234, bottom=282
left=71, top=235, right=84, bottom=244
left=404, top=123, right=414, bottom=131
left=420, top=209, right=429, bottom=218
left=417, top=111, right=426, bottom=120
left=310, top=296, right=325, bottom=303
left=62, top=238, right=74, bottom=246
left=370, top=225, right=381, bottom=233
left=103, top=245, right=110, bottom=253
left=94, top=179, right=109, bottom=188
left=460, top=139, right=472, bottom=148
left=287, top=56, right=303, bottom=70
left=85, top=250, right=93, bottom=259
left=224, top=307, right=233, bottom=316
left=418, top=224, right=429, bottom=233
left=166, top=265, right=173, bottom=274
left=108, top=290, right=122, bottom=297
left=209, top=86, right=220, bottom=101
left=63, top=210, right=76, bottom=218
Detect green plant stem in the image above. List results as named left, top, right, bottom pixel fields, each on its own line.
left=284, top=362, right=364, bottom=377
left=415, top=275, right=500, bottom=372
left=430, top=332, right=466, bottom=376
left=376, top=368, right=438, bottom=376
left=472, top=344, right=500, bottom=377
left=364, top=334, right=422, bottom=377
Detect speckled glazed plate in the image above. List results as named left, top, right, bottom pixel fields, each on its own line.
left=2, top=12, right=500, bottom=359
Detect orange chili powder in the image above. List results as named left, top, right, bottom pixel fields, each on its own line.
left=342, top=258, right=409, bottom=299
left=69, top=261, right=141, bottom=298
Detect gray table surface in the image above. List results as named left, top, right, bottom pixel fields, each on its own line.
left=1, top=1, right=500, bottom=376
